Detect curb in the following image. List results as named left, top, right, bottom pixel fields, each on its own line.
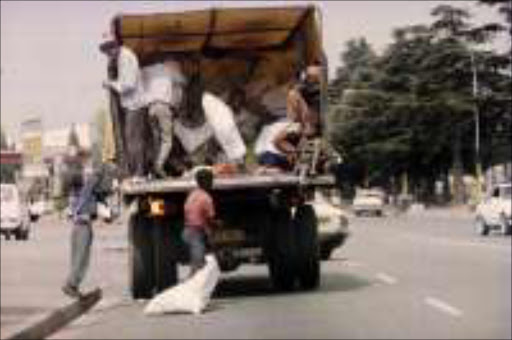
left=2, top=288, right=102, bottom=340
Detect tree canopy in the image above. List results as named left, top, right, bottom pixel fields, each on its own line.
left=328, top=4, right=511, bottom=202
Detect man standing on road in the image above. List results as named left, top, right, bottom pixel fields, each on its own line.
left=182, top=168, right=217, bottom=277
left=101, top=40, right=147, bottom=181
left=62, top=166, right=110, bottom=299
left=143, top=59, right=187, bottom=178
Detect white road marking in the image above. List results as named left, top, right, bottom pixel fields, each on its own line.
left=344, top=260, right=367, bottom=268
left=375, top=272, right=398, bottom=285
left=424, top=297, right=463, bottom=318
left=400, top=233, right=511, bottom=252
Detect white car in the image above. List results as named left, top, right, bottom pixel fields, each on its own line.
left=65, top=201, right=114, bottom=224
left=312, top=192, right=350, bottom=260
left=475, top=183, right=511, bottom=236
left=29, top=199, right=52, bottom=218
left=1, top=183, right=31, bottom=240
left=353, top=188, right=385, bottom=217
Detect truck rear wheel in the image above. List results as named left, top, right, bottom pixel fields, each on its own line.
left=294, top=205, right=320, bottom=290
left=267, top=208, right=296, bottom=291
left=129, top=213, right=155, bottom=299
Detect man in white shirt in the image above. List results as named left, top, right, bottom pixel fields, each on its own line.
left=254, top=119, right=302, bottom=172
left=142, top=60, right=187, bottom=178
left=102, top=41, right=147, bottom=180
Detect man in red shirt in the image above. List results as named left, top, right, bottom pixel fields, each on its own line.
left=183, top=168, right=216, bottom=277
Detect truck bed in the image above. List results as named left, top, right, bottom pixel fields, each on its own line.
left=121, top=174, right=335, bottom=195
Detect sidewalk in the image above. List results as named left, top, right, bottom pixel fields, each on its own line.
left=0, top=214, right=121, bottom=339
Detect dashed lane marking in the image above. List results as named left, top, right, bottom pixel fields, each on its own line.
left=424, top=296, right=463, bottom=318
left=375, top=272, right=398, bottom=285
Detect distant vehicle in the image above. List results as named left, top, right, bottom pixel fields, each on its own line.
left=313, top=193, right=350, bottom=260
left=29, top=199, right=52, bottom=219
left=353, top=188, right=385, bottom=217
left=65, top=201, right=115, bottom=224
left=1, top=184, right=31, bottom=240
left=475, top=183, right=511, bottom=236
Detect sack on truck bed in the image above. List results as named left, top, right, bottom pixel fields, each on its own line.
left=144, top=254, right=221, bottom=315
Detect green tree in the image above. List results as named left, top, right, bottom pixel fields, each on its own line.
left=1, top=126, right=7, bottom=149
left=328, top=4, right=510, bottom=204
left=1, top=125, right=18, bottom=183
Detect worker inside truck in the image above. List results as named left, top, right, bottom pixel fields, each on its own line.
left=103, top=6, right=332, bottom=179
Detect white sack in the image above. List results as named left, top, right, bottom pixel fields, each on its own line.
left=144, top=254, right=220, bottom=316
left=202, top=92, right=247, bottom=161
left=173, top=121, right=214, bottom=154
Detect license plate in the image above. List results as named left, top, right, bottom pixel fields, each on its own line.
left=213, top=229, right=245, bottom=243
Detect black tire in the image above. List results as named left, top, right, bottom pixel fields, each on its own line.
left=320, top=247, right=332, bottom=261
left=294, top=205, right=320, bottom=290
left=500, top=214, right=512, bottom=236
left=16, top=229, right=29, bottom=241
left=152, top=218, right=178, bottom=294
left=129, top=213, right=155, bottom=299
left=476, top=216, right=490, bottom=236
left=267, top=208, right=296, bottom=291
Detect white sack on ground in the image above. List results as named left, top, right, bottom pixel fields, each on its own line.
left=144, top=254, right=220, bottom=315
left=202, top=92, right=247, bottom=161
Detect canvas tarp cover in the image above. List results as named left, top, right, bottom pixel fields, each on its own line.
left=114, top=6, right=322, bottom=89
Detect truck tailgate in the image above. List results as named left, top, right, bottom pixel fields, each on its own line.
left=121, top=174, right=335, bottom=195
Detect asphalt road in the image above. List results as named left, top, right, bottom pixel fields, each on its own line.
left=2, top=207, right=511, bottom=339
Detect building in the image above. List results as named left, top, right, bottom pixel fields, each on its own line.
left=19, top=122, right=93, bottom=199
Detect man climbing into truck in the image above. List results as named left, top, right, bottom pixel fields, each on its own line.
left=101, top=40, right=148, bottom=182
left=143, top=59, right=187, bottom=178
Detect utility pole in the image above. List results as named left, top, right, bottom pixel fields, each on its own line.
left=469, top=49, right=483, bottom=203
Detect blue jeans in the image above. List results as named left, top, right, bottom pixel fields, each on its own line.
left=258, top=152, right=290, bottom=169
left=65, top=220, right=93, bottom=289
left=182, top=227, right=210, bottom=276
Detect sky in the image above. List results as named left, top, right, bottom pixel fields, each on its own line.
left=1, top=0, right=508, bottom=142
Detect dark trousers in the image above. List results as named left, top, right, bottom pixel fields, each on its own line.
left=125, top=108, right=148, bottom=177
left=149, top=102, right=174, bottom=176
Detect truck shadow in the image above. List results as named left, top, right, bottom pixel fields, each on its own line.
left=213, top=272, right=372, bottom=299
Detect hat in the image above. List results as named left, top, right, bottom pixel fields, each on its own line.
left=99, top=40, right=119, bottom=53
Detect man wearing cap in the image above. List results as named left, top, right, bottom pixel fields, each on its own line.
left=142, top=60, right=187, bottom=178
left=101, top=41, right=147, bottom=181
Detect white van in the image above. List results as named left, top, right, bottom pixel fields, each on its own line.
left=1, top=183, right=31, bottom=240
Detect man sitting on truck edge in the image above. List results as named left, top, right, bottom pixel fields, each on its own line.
left=182, top=168, right=217, bottom=277
left=101, top=40, right=148, bottom=182
left=254, top=119, right=303, bottom=173
left=143, top=59, right=187, bottom=178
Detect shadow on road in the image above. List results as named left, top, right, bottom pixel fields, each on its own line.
left=213, top=271, right=372, bottom=299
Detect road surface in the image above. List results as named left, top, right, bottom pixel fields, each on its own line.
left=1, top=208, right=510, bottom=339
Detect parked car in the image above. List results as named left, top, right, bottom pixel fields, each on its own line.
left=352, top=188, right=385, bottom=217
left=28, top=199, right=52, bottom=220
left=475, top=182, right=511, bottom=236
left=1, top=183, right=31, bottom=240
left=65, top=201, right=115, bottom=224
left=313, top=192, right=350, bottom=260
